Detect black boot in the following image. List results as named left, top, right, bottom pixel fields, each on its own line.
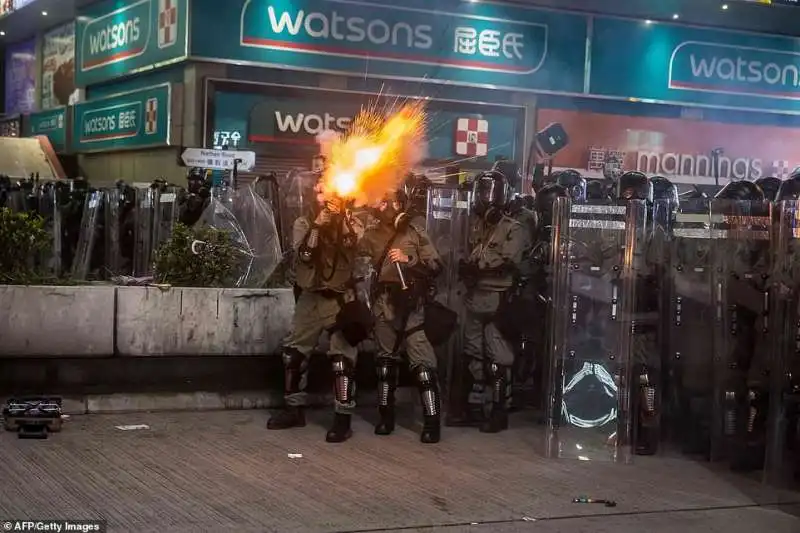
left=480, top=363, right=511, bottom=434
left=267, top=406, right=306, bottom=430
left=267, top=348, right=308, bottom=430
left=375, top=358, right=397, bottom=436
left=445, top=359, right=484, bottom=428
left=326, top=355, right=355, bottom=443
left=326, top=413, right=353, bottom=443
left=414, top=366, right=441, bottom=444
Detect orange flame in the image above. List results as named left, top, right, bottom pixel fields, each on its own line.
left=317, top=101, right=427, bottom=207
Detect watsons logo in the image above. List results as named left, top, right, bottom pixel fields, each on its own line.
left=89, top=19, right=141, bottom=56
left=637, top=151, right=765, bottom=181
left=81, top=0, right=150, bottom=70
left=265, top=7, right=432, bottom=49
left=669, top=41, right=800, bottom=99
left=274, top=111, right=352, bottom=135
left=81, top=104, right=140, bottom=142
left=240, top=0, right=542, bottom=74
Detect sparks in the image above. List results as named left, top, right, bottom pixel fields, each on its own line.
left=318, top=100, right=427, bottom=207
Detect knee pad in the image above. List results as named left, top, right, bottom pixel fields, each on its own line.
left=413, top=366, right=440, bottom=417
left=486, top=363, right=512, bottom=404
left=376, top=358, right=398, bottom=406
left=376, top=358, right=397, bottom=381
left=331, top=355, right=355, bottom=403
left=282, top=347, right=306, bottom=371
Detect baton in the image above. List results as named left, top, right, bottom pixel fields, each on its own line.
left=394, top=262, right=409, bottom=290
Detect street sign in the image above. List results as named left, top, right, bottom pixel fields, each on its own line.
left=180, top=148, right=256, bottom=171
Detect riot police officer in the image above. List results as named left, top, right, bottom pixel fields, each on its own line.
left=555, top=170, right=587, bottom=203
left=449, top=170, right=533, bottom=433
left=267, top=174, right=365, bottom=444
left=360, top=189, right=444, bottom=444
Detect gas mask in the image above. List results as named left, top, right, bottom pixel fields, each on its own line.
left=472, top=171, right=509, bottom=224
left=374, top=192, right=410, bottom=230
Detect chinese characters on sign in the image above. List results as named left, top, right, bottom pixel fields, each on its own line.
left=213, top=130, right=242, bottom=149
left=453, top=27, right=524, bottom=59
left=587, top=147, right=626, bottom=176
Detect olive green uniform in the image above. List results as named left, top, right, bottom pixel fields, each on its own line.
left=463, top=214, right=532, bottom=375
left=360, top=219, right=444, bottom=443
left=359, top=221, right=441, bottom=370
left=283, top=214, right=363, bottom=414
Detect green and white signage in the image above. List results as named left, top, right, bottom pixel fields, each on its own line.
left=76, top=0, right=188, bottom=87
left=25, top=108, right=69, bottom=153
left=72, top=83, right=171, bottom=152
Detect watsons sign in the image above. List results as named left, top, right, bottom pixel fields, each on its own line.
left=190, top=0, right=587, bottom=92
left=72, top=83, right=171, bottom=152
left=669, top=42, right=800, bottom=100
left=76, top=0, right=188, bottom=87
left=590, top=17, right=800, bottom=113
left=212, top=87, right=523, bottom=162
left=242, top=1, right=542, bottom=74
left=274, top=111, right=352, bottom=136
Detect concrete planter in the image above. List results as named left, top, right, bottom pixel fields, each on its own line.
left=115, top=287, right=293, bottom=356
left=0, top=285, right=116, bottom=356
left=0, top=285, right=294, bottom=357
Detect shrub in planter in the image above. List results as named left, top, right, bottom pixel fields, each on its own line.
left=153, top=223, right=239, bottom=287
left=0, top=207, right=51, bottom=284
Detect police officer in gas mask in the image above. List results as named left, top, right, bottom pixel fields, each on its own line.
left=556, top=169, right=587, bottom=204
left=402, top=173, right=430, bottom=227
left=267, top=173, right=365, bottom=444
left=360, top=188, right=445, bottom=444
left=449, top=170, right=532, bottom=432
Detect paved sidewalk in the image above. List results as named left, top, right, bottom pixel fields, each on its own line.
left=0, top=409, right=797, bottom=532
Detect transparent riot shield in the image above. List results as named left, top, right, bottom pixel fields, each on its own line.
left=70, top=190, right=104, bottom=280
left=104, top=188, right=124, bottom=277
left=710, top=199, right=772, bottom=470
left=662, top=198, right=714, bottom=456
left=152, top=186, right=181, bottom=254
left=425, top=184, right=472, bottom=411
left=628, top=199, right=673, bottom=456
left=36, top=183, right=60, bottom=276
left=132, top=187, right=157, bottom=276
left=546, top=198, right=647, bottom=463
left=764, top=200, right=800, bottom=487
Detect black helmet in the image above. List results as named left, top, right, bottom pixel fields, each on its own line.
left=776, top=175, right=800, bottom=201
left=492, top=160, right=520, bottom=190
left=534, top=183, right=567, bottom=226
left=754, top=177, right=781, bottom=202
left=472, top=170, right=510, bottom=217
left=617, top=171, right=652, bottom=202
left=650, top=176, right=679, bottom=206
left=555, top=169, right=586, bottom=203
left=714, top=180, right=765, bottom=201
